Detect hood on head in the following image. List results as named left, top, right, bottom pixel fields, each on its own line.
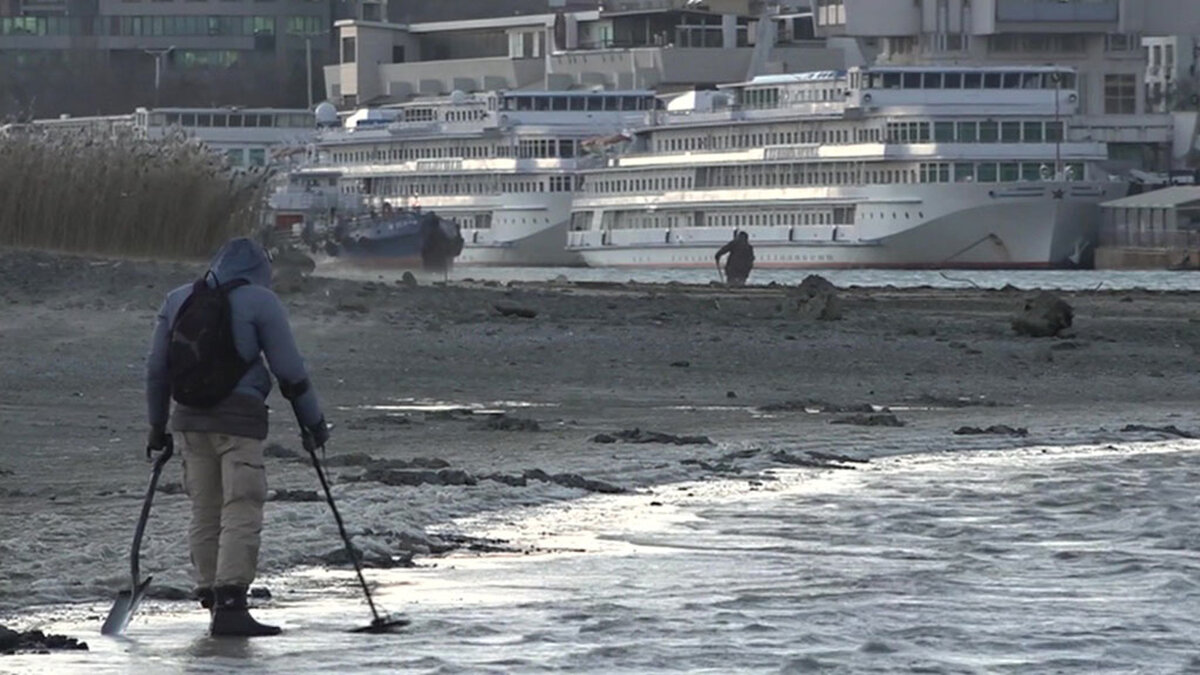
left=208, top=237, right=272, bottom=287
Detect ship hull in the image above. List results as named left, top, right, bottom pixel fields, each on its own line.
left=569, top=182, right=1121, bottom=269
left=457, top=218, right=581, bottom=266
left=414, top=194, right=583, bottom=267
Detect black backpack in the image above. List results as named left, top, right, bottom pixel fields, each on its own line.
left=167, top=273, right=252, bottom=408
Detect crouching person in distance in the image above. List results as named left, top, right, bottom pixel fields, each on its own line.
left=145, top=237, right=330, bottom=637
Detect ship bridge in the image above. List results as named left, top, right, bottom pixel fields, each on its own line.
left=845, top=65, right=1081, bottom=117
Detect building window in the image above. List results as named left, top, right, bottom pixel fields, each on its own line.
left=285, top=16, right=322, bottom=34
left=1105, top=33, right=1139, bottom=52
left=1104, top=73, right=1136, bottom=114
left=341, top=36, right=355, bottom=63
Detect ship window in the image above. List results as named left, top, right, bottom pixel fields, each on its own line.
left=964, top=72, right=982, bottom=88
left=979, top=120, right=999, bottom=143
left=1001, top=121, right=1021, bottom=142
left=569, top=96, right=585, bottom=111
left=984, top=73, right=1002, bottom=88
left=1022, top=163, right=1043, bottom=181
left=955, top=163, right=974, bottom=182
left=883, top=73, right=901, bottom=89
left=977, top=162, right=998, bottom=182
left=586, top=96, right=602, bottom=111
left=903, top=72, right=921, bottom=88
left=535, top=97, right=550, bottom=111
left=944, top=72, right=962, bottom=88
left=934, top=122, right=954, bottom=142
left=551, top=96, right=567, bottom=111
left=1002, top=73, right=1021, bottom=89
left=1046, top=121, right=1064, bottom=141
left=1023, top=121, right=1043, bottom=142
left=1000, top=163, right=1020, bottom=182
left=923, top=73, right=942, bottom=89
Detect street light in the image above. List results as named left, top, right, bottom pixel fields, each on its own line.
left=143, top=46, right=176, bottom=108
left=1051, top=70, right=1062, bottom=180
left=289, top=29, right=330, bottom=110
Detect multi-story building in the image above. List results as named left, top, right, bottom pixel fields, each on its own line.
left=324, top=0, right=843, bottom=107
left=811, top=0, right=1200, bottom=171
left=0, top=0, right=338, bottom=115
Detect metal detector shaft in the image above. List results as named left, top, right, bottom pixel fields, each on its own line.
left=308, top=446, right=385, bottom=623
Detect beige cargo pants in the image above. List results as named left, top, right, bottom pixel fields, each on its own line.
left=180, top=432, right=267, bottom=588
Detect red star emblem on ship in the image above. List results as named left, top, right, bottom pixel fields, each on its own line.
left=1052, top=189, right=1065, bottom=199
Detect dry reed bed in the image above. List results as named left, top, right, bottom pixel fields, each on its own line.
left=0, top=127, right=271, bottom=258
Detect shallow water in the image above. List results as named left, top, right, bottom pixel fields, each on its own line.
left=320, top=261, right=1200, bottom=292
left=10, top=441, right=1200, bottom=674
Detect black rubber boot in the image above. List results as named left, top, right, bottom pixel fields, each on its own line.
left=209, top=585, right=281, bottom=637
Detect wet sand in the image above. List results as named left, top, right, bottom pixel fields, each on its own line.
left=2, top=248, right=1199, bottom=619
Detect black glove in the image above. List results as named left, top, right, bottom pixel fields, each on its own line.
left=302, top=417, right=330, bottom=453
left=146, top=426, right=173, bottom=460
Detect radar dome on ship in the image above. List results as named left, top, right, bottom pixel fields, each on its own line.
left=314, top=101, right=338, bottom=126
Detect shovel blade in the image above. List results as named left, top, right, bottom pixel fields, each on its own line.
left=100, top=576, right=153, bottom=636
left=349, top=615, right=411, bottom=634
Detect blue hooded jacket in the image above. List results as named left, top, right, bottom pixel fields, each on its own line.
left=146, top=237, right=324, bottom=439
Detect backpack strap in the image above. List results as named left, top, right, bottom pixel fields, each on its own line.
left=217, top=278, right=251, bottom=293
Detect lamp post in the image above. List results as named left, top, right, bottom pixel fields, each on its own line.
left=143, top=46, right=176, bottom=108
left=290, top=30, right=330, bottom=110
left=1052, top=70, right=1062, bottom=180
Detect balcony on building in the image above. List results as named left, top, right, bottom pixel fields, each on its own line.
left=812, top=0, right=919, bottom=38
left=993, top=0, right=1118, bottom=32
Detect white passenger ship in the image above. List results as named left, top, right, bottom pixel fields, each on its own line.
left=290, top=90, right=659, bottom=266
left=567, top=65, right=1126, bottom=269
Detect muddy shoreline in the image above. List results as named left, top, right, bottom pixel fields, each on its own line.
left=2, top=248, right=1199, bottom=621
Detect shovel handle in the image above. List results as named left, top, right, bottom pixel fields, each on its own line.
left=130, top=437, right=174, bottom=584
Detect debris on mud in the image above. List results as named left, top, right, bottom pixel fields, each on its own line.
left=591, top=428, right=713, bottom=445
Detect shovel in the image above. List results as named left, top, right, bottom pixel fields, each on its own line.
left=101, top=436, right=175, bottom=636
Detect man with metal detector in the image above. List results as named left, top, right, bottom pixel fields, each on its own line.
left=145, top=236, right=330, bottom=637
left=715, top=230, right=755, bottom=287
